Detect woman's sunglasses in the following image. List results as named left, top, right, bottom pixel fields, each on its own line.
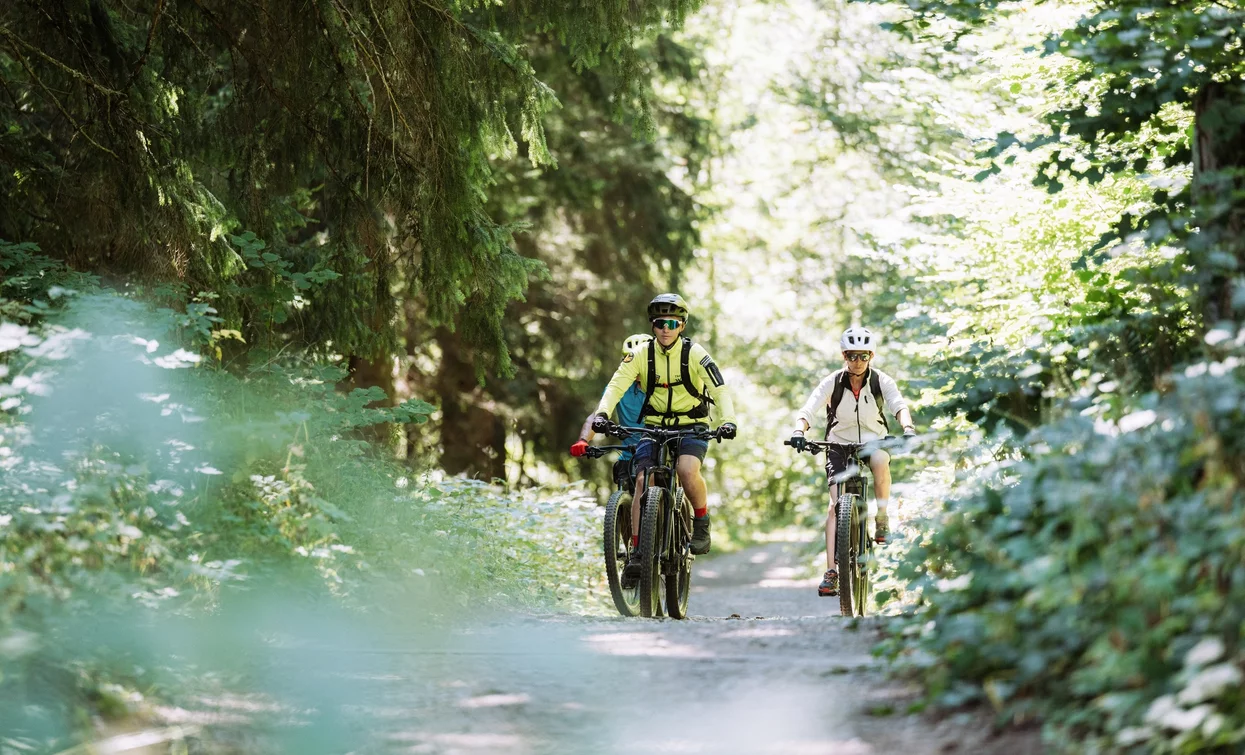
left=843, top=352, right=872, bottom=362
left=651, top=318, right=684, bottom=330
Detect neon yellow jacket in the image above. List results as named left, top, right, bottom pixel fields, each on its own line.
left=596, top=337, right=737, bottom=427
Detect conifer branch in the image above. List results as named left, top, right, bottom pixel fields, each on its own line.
left=123, top=0, right=167, bottom=89
left=0, top=22, right=124, bottom=97
left=3, top=38, right=120, bottom=159
left=187, top=0, right=416, bottom=205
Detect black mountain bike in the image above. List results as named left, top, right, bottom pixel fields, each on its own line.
left=585, top=443, right=641, bottom=616
left=597, top=421, right=730, bottom=618
left=785, top=438, right=878, bottom=617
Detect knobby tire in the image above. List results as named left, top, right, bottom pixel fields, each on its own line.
left=835, top=493, right=857, bottom=617
left=664, top=488, right=691, bottom=620
left=639, top=486, right=666, bottom=618
left=603, top=489, right=639, bottom=617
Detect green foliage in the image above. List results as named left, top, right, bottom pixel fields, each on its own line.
left=868, top=0, right=1245, bottom=327
left=883, top=352, right=1245, bottom=752
left=414, top=29, right=709, bottom=476
left=0, top=278, right=604, bottom=744
left=0, top=0, right=702, bottom=372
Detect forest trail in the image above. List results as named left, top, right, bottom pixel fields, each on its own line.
left=177, top=539, right=1043, bottom=754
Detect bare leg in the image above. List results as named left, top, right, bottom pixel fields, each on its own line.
left=825, top=482, right=839, bottom=570
left=676, top=455, right=706, bottom=512
left=870, top=450, right=891, bottom=500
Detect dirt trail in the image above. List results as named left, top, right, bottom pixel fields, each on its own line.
left=235, top=538, right=1042, bottom=754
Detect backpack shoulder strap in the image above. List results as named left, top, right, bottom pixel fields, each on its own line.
left=826, top=369, right=847, bottom=435
left=640, top=340, right=658, bottom=415
left=680, top=337, right=702, bottom=400
left=870, top=369, right=889, bottom=431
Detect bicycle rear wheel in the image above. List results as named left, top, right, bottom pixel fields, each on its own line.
left=603, top=489, right=639, bottom=617
left=639, top=486, right=667, bottom=618
left=664, top=488, right=692, bottom=619
left=835, top=493, right=859, bottom=617
left=855, top=512, right=874, bottom=616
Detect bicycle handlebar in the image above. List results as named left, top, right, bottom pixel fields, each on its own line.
left=784, top=436, right=909, bottom=456
left=583, top=445, right=628, bottom=459
left=596, top=420, right=732, bottom=444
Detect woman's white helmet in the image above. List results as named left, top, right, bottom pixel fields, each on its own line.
left=840, top=326, right=876, bottom=353
left=622, top=333, right=653, bottom=354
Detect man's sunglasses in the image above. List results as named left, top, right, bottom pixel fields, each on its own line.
left=843, top=352, right=872, bottom=363
left=651, top=318, right=684, bottom=330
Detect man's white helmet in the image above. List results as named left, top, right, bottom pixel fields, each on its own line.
left=840, top=326, right=876, bottom=353
left=623, top=333, right=653, bottom=354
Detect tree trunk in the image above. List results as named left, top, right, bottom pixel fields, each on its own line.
left=434, top=327, right=507, bottom=480
left=345, top=353, right=398, bottom=450
left=1193, top=81, right=1245, bottom=325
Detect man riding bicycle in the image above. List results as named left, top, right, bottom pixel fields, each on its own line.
left=583, top=294, right=737, bottom=587
left=788, top=327, right=915, bottom=597
left=570, top=334, right=653, bottom=486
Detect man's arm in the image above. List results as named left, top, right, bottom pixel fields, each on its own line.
left=692, top=345, right=736, bottom=425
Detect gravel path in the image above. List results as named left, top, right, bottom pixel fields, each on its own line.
left=210, top=537, right=1042, bottom=754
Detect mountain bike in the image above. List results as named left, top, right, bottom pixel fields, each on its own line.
left=596, top=421, right=731, bottom=619
left=584, top=443, right=641, bottom=616
left=785, top=438, right=879, bottom=617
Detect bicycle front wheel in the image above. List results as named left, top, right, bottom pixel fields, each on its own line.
left=855, top=509, right=873, bottom=617
left=639, top=486, right=667, bottom=618
left=603, top=489, right=639, bottom=617
left=664, top=488, right=692, bottom=620
left=835, top=493, right=860, bottom=617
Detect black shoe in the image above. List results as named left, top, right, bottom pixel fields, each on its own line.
left=818, top=569, right=838, bottom=597
left=690, top=513, right=711, bottom=555
left=621, top=551, right=642, bottom=589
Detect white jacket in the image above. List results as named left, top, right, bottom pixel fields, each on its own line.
left=794, top=367, right=908, bottom=444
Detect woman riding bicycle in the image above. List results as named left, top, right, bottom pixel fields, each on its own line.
left=584, top=294, right=737, bottom=587
left=788, top=327, right=915, bottom=597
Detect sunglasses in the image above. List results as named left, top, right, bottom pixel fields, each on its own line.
left=843, top=352, right=872, bottom=363
left=651, top=318, right=684, bottom=331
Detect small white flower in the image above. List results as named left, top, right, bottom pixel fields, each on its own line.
left=1145, top=695, right=1213, bottom=732
left=1185, top=638, right=1225, bottom=668
left=1177, top=664, right=1242, bottom=705
left=1204, top=328, right=1232, bottom=346
left=936, top=574, right=972, bottom=591
left=1119, top=410, right=1157, bottom=433
left=0, top=323, right=36, bottom=353
left=153, top=349, right=201, bottom=368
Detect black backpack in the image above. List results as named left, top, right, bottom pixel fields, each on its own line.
left=639, top=337, right=712, bottom=426
left=825, top=368, right=888, bottom=437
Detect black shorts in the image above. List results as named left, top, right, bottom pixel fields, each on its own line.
left=633, top=425, right=711, bottom=475
left=611, top=458, right=635, bottom=487
left=824, top=441, right=887, bottom=486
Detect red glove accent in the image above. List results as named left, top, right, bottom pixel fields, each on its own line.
left=570, top=440, right=589, bottom=457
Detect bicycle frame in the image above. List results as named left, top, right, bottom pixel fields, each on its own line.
left=597, top=421, right=725, bottom=618
left=786, top=438, right=879, bottom=617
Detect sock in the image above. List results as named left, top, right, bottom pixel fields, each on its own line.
left=876, top=499, right=890, bottom=517
left=631, top=535, right=639, bottom=547
left=694, top=507, right=707, bottom=519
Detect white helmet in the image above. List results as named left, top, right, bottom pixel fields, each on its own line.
left=840, top=326, right=876, bottom=353
left=623, top=333, right=653, bottom=354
